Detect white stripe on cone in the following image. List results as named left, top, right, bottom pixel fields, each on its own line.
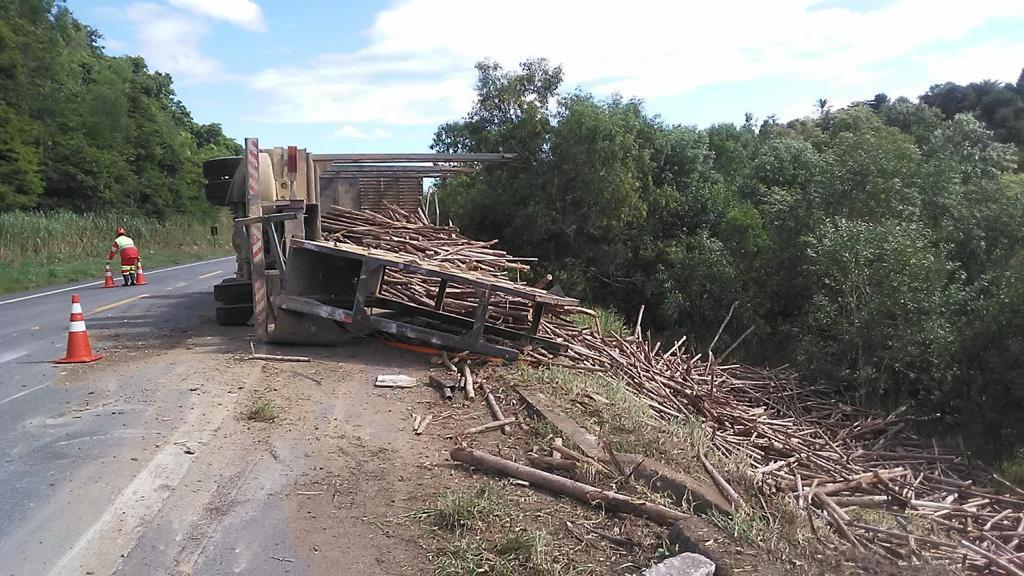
left=69, top=320, right=87, bottom=332
left=71, top=303, right=83, bottom=314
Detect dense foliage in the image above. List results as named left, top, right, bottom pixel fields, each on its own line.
left=434, top=61, right=1024, bottom=458
left=0, top=0, right=239, bottom=216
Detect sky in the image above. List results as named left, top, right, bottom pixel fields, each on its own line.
left=72, top=0, right=1024, bottom=153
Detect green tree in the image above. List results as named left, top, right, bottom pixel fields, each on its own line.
left=800, top=219, right=959, bottom=407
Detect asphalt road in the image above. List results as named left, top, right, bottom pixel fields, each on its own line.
left=0, top=257, right=236, bottom=574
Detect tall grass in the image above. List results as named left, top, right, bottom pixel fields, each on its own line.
left=0, top=210, right=232, bottom=293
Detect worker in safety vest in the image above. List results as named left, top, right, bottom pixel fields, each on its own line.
left=108, top=226, right=140, bottom=286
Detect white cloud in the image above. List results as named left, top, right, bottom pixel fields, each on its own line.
left=332, top=125, right=394, bottom=140
left=121, top=3, right=222, bottom=82
left=915, top=40, right=1024, bottom=86
left=248, top=0, right=1024, bottom=126
left=102, top=37, right=125, bottom=53
left=167, top=0, right=266, bottom=32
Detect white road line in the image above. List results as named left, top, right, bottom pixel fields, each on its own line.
left=47, top=398, right=232, bottom=576
left=0, top=382, right=49, bottom=406
left=0, top=350, right=28, bottom=364
left=0, top=257, right=233, bottom=306
left=198, top=270, right=222, bottom=279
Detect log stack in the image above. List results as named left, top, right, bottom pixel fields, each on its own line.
left=320, top=203, right=555, bottom=330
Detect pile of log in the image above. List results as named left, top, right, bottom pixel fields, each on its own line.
left=320, top=204, right=1024, bottom=573
left=521, top=322, right=1024, bottom=575
left=320, top=204, right=557, bottom=330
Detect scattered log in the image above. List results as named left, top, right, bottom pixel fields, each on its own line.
left=480, top=381, right=509, bottom=434
left=415, top=415, right=432, bottom=435
left=429, top=373, right=456, bottom=401
left=459, top=418, right=517, bottom=436
left=450, top=447, right=686, bottom=527
left=526, top=454, right=579, bottom=473
left=246, top=353, right=311, bottom=362
left=698, top=452, right=745, bottom=511
left=461, top=363, right=476, bottom=401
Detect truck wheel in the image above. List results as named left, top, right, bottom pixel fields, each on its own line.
left=214, top=279, right=252, bottom=304
left=215, top=304, right=253, bottom=326
left=205, top=180, right=232, bottom=206
left=203, top=156, right=242, bottom=181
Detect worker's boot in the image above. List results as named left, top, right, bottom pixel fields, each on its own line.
left=122, top=274, right=131, bottom=287
left=128, top=272, right=137, bottom=286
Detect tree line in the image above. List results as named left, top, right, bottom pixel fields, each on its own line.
left=434, top=60, right=1024, bottom=459
left=0, top=0, right=240, bottom=216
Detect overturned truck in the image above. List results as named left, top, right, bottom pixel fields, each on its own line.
left=202, top=141, right=576, bottom=361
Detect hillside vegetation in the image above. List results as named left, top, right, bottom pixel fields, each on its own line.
left=0, top=0, right=239, bottom=215
left=434, top=61, right=1024, bottom=460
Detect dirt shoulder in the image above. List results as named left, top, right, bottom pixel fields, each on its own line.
left=38, top=323, right=938, bottom=576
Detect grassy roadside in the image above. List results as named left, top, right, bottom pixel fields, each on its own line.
left=0, top=210, right=234, bottom=294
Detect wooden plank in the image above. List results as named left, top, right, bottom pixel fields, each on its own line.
left=434, top=279, right=449, bottom=311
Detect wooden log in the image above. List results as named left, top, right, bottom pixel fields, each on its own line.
left=459, top=418, right=517, bottom=435
left=450, top=447, right=686, bottom=526
left=461, top=362, right=476, bottom=400
left=429, top=373, right=455, bottom=401
left=415, top=414, right=432, bottom=435
left=698, top=452, right=744, bottom=510
left=527, top=454, right=580, bottom=473
left=480, top=381, right=509, bottom=434
left=246, top=353, right=311, bottom=362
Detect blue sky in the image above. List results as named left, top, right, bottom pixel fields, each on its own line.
left=72, top=0, right=1024, bottom=153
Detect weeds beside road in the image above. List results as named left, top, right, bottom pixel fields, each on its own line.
left=0, top=210, right=233, bottom=294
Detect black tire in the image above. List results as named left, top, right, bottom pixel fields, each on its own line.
left=205, top=179, right=232, bottom=206
left=214, top=280, right=252, bottom=304
left=203, top=156, right=242, bottom=181
left=215, top=304, right=253, bottom=326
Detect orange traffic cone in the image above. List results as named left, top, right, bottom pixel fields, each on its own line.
left=55, top=294, right=103, bottom=364
left=135, top=260, right=148, bottom=285
left=102, top=263, right=116, bottom=288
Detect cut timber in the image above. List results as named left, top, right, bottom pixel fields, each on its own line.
left=415, top=415, right=432, bottom=435
left=461, top=363, right=475, bottom=400
left=246, top=353, right=311, bottom=362
left=527, top=454, right=579, bottom=473
left=429, top=373, right=455, bottom=401
left=480, top=381, right=509, bottom=434
left=374, top=375, right=417, bottom=388
left=451, top=447, right=686, bottom=526
left=460, top=418, right=517, bottom=435
left=698, top=452, right=744, bottom=511
left=516, top=387, right=603, bottom=459
left=616, top=454, right=733, bottom=517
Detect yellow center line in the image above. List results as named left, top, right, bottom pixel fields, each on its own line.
left=198, top=270, right=222, bottom=279
left=92, top=293, right=150, bottom=314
